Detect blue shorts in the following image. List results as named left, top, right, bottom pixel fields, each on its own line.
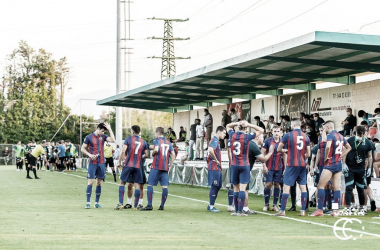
left=87, top=163, right=106, bottom=180
left=208, top=170, right=222, bottom=188
left=120, top=167, right=144, bottom=184
left=283, top=166, right=306, bottom=186
left=230, top=165, right=250, bottom=185
left=263, top=170, right=283, bottom=184
left=147, top=169, right=169, bottom=186
left=323, top=162, right=342, bottom=175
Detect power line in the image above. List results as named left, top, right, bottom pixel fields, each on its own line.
left=178, top=0, right=270, bottom=48
left=192, top=0, right=329, bottom=58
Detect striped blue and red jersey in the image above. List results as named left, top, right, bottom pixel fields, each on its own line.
left=281, top=129, right=310, bottom=167
left=173, top=147, right=178, bottom=158
left=151, top=137, right=173, bottom=171
left=207, top=136, right=221, bottom=171
left=229, top=130, right=256, bottom=167
left=325, top=130, right=347, bottom=167
left=318, top=137, right=326, bottom=167
left=83, top=133, right=108, bottom=164
left=123, top=135, right=148, bottom=169
left=227, top=139, right=231, bottom=167
left=263, top=137, right=283, bottom=171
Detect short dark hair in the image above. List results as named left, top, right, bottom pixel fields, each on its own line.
left=215, top=126, right=226, bottom=133
left=314, top=113, right=319, bottom=117
left=230, top=108, right=235, bottom=112
left=272, top=125, right=280, bottom=130
left=131, top=125, right=140, bottom=134
left=356, top=126, right=366, bottom=136
left=97, top=123, right=107, bottom=131
left=269, top=115, right=274, bottom=120
left=41, top=140, right=47, bottom=144
left=156, top=127, right=164, bottom=135
left=375, top=108, right=380, bottom=113
left=284, top=116, right=290, bottom=122
left=65, top=140, right=70, bottom=143
left=373, top=138, right=379, bottom=143
left=360, top=121, right=368, bottom=125
left=300, top=112, right=305, bottom=117
left=196, top=119, right=201, bottom=123
left=358, top=110, right=365, bottom=118
left=204, top=109, right=209, bottom=113
left=347, top=108, right=352, bottom=112
left=254, top=116, right=260, bottom=121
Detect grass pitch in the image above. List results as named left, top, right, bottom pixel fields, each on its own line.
left=1, top=165, right=379, bottom=249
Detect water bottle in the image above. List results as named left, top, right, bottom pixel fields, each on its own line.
left=349, top=129, right=353, bottom=136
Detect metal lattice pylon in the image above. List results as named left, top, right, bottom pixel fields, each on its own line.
left=148, top=17, right=190, bottom=80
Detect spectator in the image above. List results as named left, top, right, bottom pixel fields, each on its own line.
left=341, top=108, right=357, bottom=136
left=254, top=116, right=266, bottom=133
left=265, top=115, right=276, bottom=131
left=196, top=119, right=204, bottom=160
left=3, top=147, right=9, bottom=165
left=313, top=113, right=325, bottom=132
left=176, top=126, right=187, bottom=142
left=305, top=114, right=316, bottom=131
left=180, top=142, right=190, bottom=165
left=166, top=127, right=176, bottom=143
left=113, top=145, right=120, bottom=161
left=358, top=110, right=372, bottom=125
left=203, top=109, right=213, bottom=147
left=283, top=115, right=291, bottom=132
left=221, top=110, right=231, bottom=148
left=299, top=112, right=306, bottom=126
left=305, top=124, right=318, bottom=144
left=230, top=108, right=238, bottom=122
left=188, top=119, right=198, bottom=160
left=371, top=108, right=380, bottom=127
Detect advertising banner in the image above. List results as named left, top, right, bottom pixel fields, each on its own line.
left=310, top=85, right=352, bottom=131
left=227, top=102, right=242, bottom=120
left=241, top=101, right=251, bottom=122
left=279, top=92, right=308, bottom=119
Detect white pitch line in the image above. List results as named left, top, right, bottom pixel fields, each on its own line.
left=61, top=172, right=380, bottom=238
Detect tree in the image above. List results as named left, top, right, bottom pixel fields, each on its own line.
left=0, top=41, right=92, bottom=144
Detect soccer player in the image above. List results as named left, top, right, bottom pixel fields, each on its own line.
left=343, top=126, right=373, bottom=214
left=275, top=118, right=311, bottom=217
left=81, top=122, right=115, bottom=209
left=13, top=141, right=23, bottom=171
left=227, top=138, right=235, bottom=212
left=24, top=141, right=32, bottom=172
left=57, top=140, right=67, bottom=172
left=227, top=120, right=267, bottom=216
left=28, top=140, right=49, bottom=179
left=205, top=126, right=226, bottom=213
left=310, top=121, right=351, bottom=217
left=65, top=140, right=73, bottom=171
left=140, top=127, right=175, bottom=211
left=115, top=125, right=149, bottom=210
left=261, top=125, right=286, bottom=211
left=104, top=142, right=117, bottom=182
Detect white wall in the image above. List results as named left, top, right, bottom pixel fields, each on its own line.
left=251, top=96, right=277, bottom=123
left=173, top=111, right=190, bottom=138
left=352, top=79, right=380, bottom=121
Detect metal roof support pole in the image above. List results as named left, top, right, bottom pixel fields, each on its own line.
left=275, top=89, right=283, bottom=122
left=349, top=75, right=356, bottom=84
left=206, top=102, right=213, bottom=108
left=188, top=105, right=193, bottom=110
left=116, top=0, right=123, bottom=148
left=308, top=83, right=316, bottom=114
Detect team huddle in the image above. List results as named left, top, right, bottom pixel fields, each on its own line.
left=13, top=140, right=78, bottom=179
left=15, top=117, right=374, bottom=217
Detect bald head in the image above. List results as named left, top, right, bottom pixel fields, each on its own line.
left=324, top=121, right=334, bottom=133
left=291, top=118, right=301, bottom=129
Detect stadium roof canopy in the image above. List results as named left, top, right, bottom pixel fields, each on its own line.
left=98, top=31, right=380, bottom=112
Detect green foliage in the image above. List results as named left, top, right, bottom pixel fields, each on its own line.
left=0, top=41, right=94, bottom=144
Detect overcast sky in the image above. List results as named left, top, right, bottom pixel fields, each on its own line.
left=1, top=0, right=380, bottom=118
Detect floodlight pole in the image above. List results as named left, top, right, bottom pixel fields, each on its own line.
left=116, top=0, right=123, bottom=149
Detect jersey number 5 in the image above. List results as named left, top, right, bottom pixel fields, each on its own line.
left=296, top=136, right=304, bottom=150
left=161, top=144, right=169, bottom=156
left=233, top=142, right=241, bottom=155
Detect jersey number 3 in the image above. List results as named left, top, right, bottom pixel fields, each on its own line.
left=233, top=142, right=241, bottom=155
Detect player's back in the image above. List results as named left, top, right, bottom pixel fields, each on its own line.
left=283, top=129, right=310, bottom=167
left=229, top=131, right=255, bottom=167
left=152, top=137, right=173, bottom=171
left=125, top=135, right=147, bottom=168
left=326, top=130, right=346, bottom=166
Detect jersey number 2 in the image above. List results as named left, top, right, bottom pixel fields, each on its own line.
left=335, top=141, right=343, bottom=155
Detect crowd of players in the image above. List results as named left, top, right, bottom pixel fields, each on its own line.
left=12, top=140, right=79, bottom=179
left=11, top=117, right=379, bottom=217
